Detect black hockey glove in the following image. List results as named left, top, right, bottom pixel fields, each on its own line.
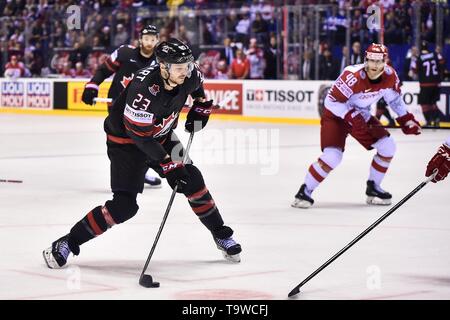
left=160, top=157, right=190, bottom=193
left=185, top=100, right=213, bottom=133
left=81, top=82, right=99, bottom=105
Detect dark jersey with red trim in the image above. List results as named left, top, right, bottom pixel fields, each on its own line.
left=90, top=45, right=157, bottom=100
left=104, top=63, right=205, bottom=162
left=410, top=51, right=445, bottom=86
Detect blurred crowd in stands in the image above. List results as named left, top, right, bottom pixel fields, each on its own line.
left=1, top=0, right=449, bottom=81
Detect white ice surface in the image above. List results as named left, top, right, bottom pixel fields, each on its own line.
left=0, top=114, right=448, bottom=300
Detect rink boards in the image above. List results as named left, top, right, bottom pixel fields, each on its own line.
left=1, top=78, right=449, bottom=125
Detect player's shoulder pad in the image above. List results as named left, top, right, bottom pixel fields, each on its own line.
left=343, top=63, right=365, bottom=75
left=110, top=44, right=134, bottom=62
left=341, top=64, right=366, bottom=81
left=384, top=64, right=395, bottom=76
left=134, top=64, right=160, bottom=83
left=382, top=65, right=401, bottom=91
left=383, top=65, right=400, bottom=84
left=117, top=44, right=137, bottom=54
left=189, top=62, right=204, bottom=83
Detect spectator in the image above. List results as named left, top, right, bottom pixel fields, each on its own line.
left=324, top=5, right=347, bottom=45
left=215, top=60, right=229, bottom=80
left=350, top=41, right=362, bottom=65
left=263, top=35, right=278, bottom=79
left=229, top=48, right=250, bottom=79
left=340, top=45, right=349, bottom=73
left=235, top=13, right=251, bottom=44
left=350, top=9, right=364, bottom=44
left=113, top=24, right=129, bottom=47
left=60, top=62, right=75, bottom=77
left=384, top=11, right=401, bottom=44
left=225, top=10, right=239, bottom=39
left=319, top=49, right=338, bottom=80
left=98, top=26, right=112, bottom=48
left=198, top=50, right=221, bottom=79
left=301, top=51, right=314, bottom=80
left=251, top=12, right=268, bottom=43
left=69, top=42, right=89, bottom=67
left=220, top=37, right=236, bottom=66
left=246, top=37, right=265, bottom=79
left=73, top=62, right=92, bottom=78
left=28, top=41, right=45, bottom=77
left=4, top=55, right=26, bottom=78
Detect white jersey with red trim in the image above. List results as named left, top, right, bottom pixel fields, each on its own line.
left=324, top=63, right=408, bottom=120
left=4, top=62, right=26, bottom=79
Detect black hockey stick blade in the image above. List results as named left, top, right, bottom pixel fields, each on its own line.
left=0, top=179, right=23, bottom=183
left=139, top=274, right=160, bottom=288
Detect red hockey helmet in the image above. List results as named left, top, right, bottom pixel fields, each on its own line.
left=365, top=43, right=389, bottom=61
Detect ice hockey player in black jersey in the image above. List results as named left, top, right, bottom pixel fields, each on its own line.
left=43, top=38, right=242, bottom=270
left=81, top=24, right=162, bottom=187
left=410, top=41, right=446, bottom=127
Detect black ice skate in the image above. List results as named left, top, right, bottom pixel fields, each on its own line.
left=213, top=236, right=242, bottom=263
left=42, top=235, right=79, bottom=269
left=144, top=176, right=162, bottom=188
left=366, top=180, right=392, bottom=205
left=292, top=184, right=314, bottom=208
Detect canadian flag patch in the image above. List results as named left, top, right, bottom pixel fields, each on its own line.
left=149, top=84, right=160, bottom=96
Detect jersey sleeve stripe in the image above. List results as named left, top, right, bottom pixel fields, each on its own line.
left=105, top=58, right=119, bottom=72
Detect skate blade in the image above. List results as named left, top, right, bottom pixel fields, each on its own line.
left=366, top=196, right=391, bottom=206
left=291, top=198, right=312, bottom=209
left=222, top=251, right=241, bottom=263
left=144, top=184, right=162, bottom=189
left=42, top=248, right=62, bottom=269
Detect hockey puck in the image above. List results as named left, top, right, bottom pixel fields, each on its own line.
left=139, top=274, right=160, bottom=288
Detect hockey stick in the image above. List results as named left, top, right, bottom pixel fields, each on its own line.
left=378, top=125, right=450, bottom=130
left=0, top=179, right=23, bottom=183
left=288, top=170, right=438, bottom=298
left=139, top=131, right=195, bottom=288
left=93, top=97, right=112, bottom=105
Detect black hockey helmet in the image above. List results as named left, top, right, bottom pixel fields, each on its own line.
left=420, top=40, right=429, bottom=52
left=140, top=24, right=158, bottom=37
left=155, top=38, right=194, bottom=65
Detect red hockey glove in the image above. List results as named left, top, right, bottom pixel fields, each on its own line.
left=344, top=109, right=368, bottom=135
left=396, top=113, right=421, bottom=135
left=426, top=144, right=450, bottom=183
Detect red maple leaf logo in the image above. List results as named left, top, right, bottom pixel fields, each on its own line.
left=120, top=73, right=134, bottom=88
left=149, top=84, right=160, bottom=96
left=153, top=112, right=178, bottom=138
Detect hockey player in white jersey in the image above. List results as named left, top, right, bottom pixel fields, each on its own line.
left=292, top=43, right=422, bottom=209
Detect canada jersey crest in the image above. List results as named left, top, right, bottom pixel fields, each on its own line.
left=149, top=84, right=160, bottom=96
